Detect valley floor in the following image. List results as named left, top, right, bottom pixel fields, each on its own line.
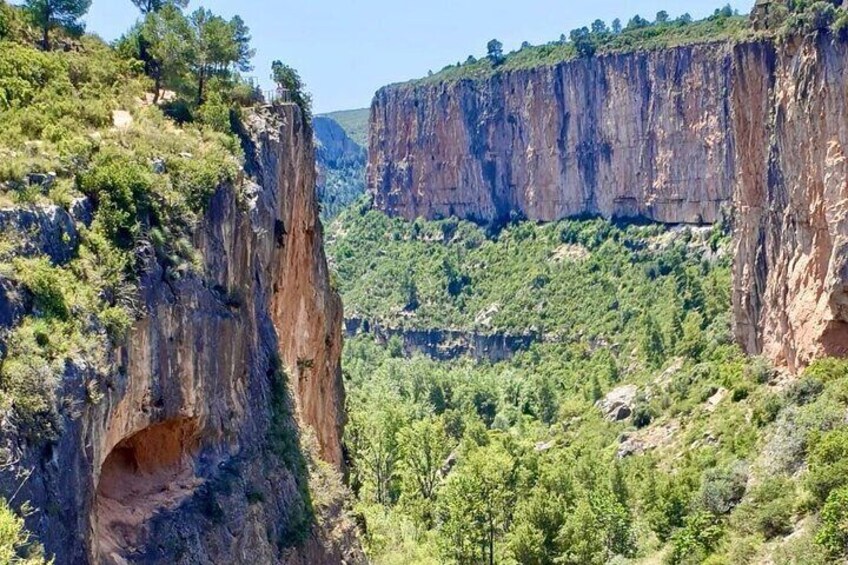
left=328, top=204, right=848, bottom=565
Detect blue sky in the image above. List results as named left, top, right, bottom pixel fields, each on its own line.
left=81, top=0, right=752, bottom=114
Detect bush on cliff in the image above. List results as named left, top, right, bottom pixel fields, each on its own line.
left=0, top=499, right=51, bottom=564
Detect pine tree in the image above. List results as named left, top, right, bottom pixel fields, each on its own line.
left=130, top=0, right=188, bottom=14
left=24, top=0, right=92, bottom=50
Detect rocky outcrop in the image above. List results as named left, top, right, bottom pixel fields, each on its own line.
left=314, top=117, right=366, bottom=170
left=345, top=317, right=537, bottom=362
left=369, top=42, right=736, bottom=225
left=0, top=104, right=360, bottom=564
left=368, top=35, right=848, bottom=371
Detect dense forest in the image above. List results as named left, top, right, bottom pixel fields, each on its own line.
left=328, top=200, right=848, bottom=564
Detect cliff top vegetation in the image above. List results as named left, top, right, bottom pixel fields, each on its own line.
left=394, top=1, right=848, bottom=88
left=0, top=0, right=309, bottom=443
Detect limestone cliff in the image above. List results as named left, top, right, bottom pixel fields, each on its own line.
left=369, top=42, right=736, bottom=225
left=0, top=104, right=360, bottom=564
left=368, top=35, right=848, bottom=371
left=732, top=37, right=848, bottom=372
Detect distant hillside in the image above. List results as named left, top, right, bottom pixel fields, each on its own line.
left=313, top=113, right=367, bottom=219
left=318, top=108, right=370, bottom=147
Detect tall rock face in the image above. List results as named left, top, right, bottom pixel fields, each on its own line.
left=732, top=37, right=848, bottom=372
left=0, top=104, right=360, bottom=564
left=368, top=36, right=848, bottom=371
left=369, top=42, right=736, bottom=225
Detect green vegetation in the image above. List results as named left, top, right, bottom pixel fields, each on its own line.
left=410, top=7, right=751, bottom=86
left=0, top=0, right=275, bottom=443
left=319, top=108, right=370, bottom=147
left=0, top=499, right=51, bottom=564
left=329, top=207, right=848, bottom=563
left=23, top=0, right=91, bottom=50
left=405, top=2, right=848, bottom=88
left=314, top=111, right=368, bottom=220
left=329, top=199, right=729, bottom=347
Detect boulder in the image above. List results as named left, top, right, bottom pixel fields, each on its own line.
left=597, top=384, right=638, bottom=421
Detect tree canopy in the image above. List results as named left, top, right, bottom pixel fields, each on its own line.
left=130, top=0, right=188, bottom=14
left=24, top=0, right=91, bottom=49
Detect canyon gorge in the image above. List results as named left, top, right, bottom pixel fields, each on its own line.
left=368, top=34, right=848, bottom=373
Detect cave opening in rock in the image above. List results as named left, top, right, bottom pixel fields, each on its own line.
left=95, top=418, right=202, bottom=561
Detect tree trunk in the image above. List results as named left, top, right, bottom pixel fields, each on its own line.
left=41, top=24, right=49, bottom=51
left=153, top=74, right=162, bottom=104
left=197, top=67, right=206, bottom=105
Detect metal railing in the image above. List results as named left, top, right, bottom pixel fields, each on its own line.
left=264, top=88, right=293, bottom=105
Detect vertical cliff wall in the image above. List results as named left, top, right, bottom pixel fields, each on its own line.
left=369, top=42, right=736, bottom=225
left=0, top=104, right=359, bottom=564
left=368, top=35, right=848, bottom=371
left=732, top=37, right=848, bottom=371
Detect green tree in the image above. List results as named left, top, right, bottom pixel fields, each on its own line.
left=138, top=4, right=192, bottom=103
left=348, top=400, right=406, bottom=505
left=0, top=499, right=50, bottom=564
left=807, top=429, right=848, bottom=505
left=438, top=444, right=515, bottom=565
left=611, top=18, right=622, bottom=33
left=667, top=510, right=723, bottom=565
left=816, top=486, right=848, bottom=558
left=271, top=60, right=312, bottom=117
left=639, top=313, right=665, bottom=368
left=487, top=39, right=504, bottom=65
left=676, top=310, right=705, bottom=359
left=569, top=27, right=596, bottom=58
left=187, top=8, right=254, bottom=104
left=397, top=416, right=452, bottom=526
left=130, top=0, right=187, bottom=14
left=556, top=498, right=606, bottom=565
left=24, top=0, right=91, bottom=50
left=590, top=19, right=609, bottom=35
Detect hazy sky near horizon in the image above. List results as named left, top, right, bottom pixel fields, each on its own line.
left=81, top=0, right=752, bottom=114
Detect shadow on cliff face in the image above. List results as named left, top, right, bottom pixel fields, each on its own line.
left=265, top=352, right=316, bottom=548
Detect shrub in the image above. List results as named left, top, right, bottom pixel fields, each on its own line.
left=807, top=429, right=848, bottom=505
left=816, top=486, right=848, bottom=558
left=804, top=358, right=848, bottom=384
left=785, top=376, right=825, bottom=406
left=752, top=391, right=783, bottom=427
left=666, top=510, right=724, bottom=565
left=197, top=90, right=232, bottom=134
left=0, top=499, right=51, bottom=564
left=79, top=152, right=155, bottom=250
left=631, top=401, right=653, bottom=428
left=733, top=477, right=795, bottom=539
left=699, top=461, right=748, bottom=515
left=13, top=258, right=70, bottom=320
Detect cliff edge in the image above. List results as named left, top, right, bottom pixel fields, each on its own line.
left=0, top=104, right=360, bottom=564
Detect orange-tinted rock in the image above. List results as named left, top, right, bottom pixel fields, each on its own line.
left=369, top=38, right=848, bottom=372
left=732, top=38, right=848, bottom=372
left=369, top=43, right=736, bottom=225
